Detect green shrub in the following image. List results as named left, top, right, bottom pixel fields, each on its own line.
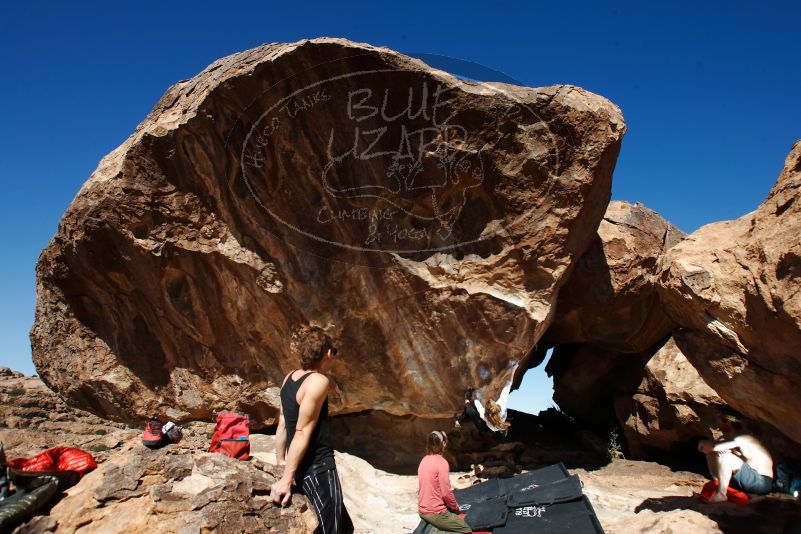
left=8, top=388, right=25, bottom=397
left=607, top=427, right=623, bottom=460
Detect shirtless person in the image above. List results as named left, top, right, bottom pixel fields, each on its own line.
left=698, top=418, right=774, bottom=501
left=271, top=326, right=353, bottom=533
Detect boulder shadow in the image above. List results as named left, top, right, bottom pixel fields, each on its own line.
left=635, top=494, right=801, bottom=533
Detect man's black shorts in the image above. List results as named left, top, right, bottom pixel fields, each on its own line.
left=300, top=465, right=354, bottom=534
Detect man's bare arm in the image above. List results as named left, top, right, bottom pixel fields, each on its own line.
left=275, top=374, right=291, bottom=466
left=712, top=440, right=738, bottom=452
left=699, top=438, right=740, bottom=455
left=712, top=437, right=745, bottom=453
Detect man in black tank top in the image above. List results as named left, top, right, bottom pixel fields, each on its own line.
left=271, top=327, right=353, bottom=534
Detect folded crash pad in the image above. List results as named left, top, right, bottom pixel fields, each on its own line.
left=463, top=496, right=508, bottom=530
left=506, top=474, right=583, bottom=507
left=10, top=468, right=80, bottom=493
left=494, top=496, right=604, bottom=534
left=454, top=477, right=502, bottom=511
left=454, top=462, right=572, bottom=509
left=499, top=463, right=571, bottom=495
left=446, top=464, right=603, bottom=533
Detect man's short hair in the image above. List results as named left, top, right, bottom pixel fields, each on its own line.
left=291, top=326, right=336, bottom=370
left=722, top=413, right=744, bottom=432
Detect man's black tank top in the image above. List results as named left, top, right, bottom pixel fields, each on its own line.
left=280, top=371, right=334, bottom=481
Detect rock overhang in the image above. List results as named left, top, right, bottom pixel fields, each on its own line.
left=31, top=38, right=626, bottom=431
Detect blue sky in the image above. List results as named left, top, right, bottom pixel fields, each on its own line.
left=1, top=1, right=799, bottom=414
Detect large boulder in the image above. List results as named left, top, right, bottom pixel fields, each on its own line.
left=541, top=200, right=702, bottom=457
left=31, top=38, right=625, bottom=425
left=613, top=335, right=729, bottom=460
left=543, top=201, right=684, bottom=353
left=658, top=141, right=801, bottom=445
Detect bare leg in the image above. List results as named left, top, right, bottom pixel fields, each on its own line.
left=701, top=441, right=721, bottom=482
left=703, top=442, right=716, bottom=478
left=703, top=452, right=727, bottom=502
left=706, top=451, right=743, bottom=502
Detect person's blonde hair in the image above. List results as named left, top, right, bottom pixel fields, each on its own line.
left=485, top=400, right=511, bottom=430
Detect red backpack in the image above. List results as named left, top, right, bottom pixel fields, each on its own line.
left=208, top=412, right=250, bottom=460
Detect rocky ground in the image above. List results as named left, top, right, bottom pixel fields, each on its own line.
left=0, top=368, right=138, bottom=461
left=576, top=461, right=801, bottom=533
left=3, top=371, right=800, bottom=533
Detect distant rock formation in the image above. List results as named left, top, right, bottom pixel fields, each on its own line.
left=31, top=38, right=625, bottom=428
left=658, top=141, right=801, bottom=445
left=0, top=368, right=136, bottom=461
left=543, top=201, right=723, bottom=460
left=614, top=335, right=730, bottom=459
left=543, top=201, right=684, bottom=353
left=546, top=145, right=801, bottom=457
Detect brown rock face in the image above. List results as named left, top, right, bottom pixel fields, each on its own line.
left=548, top=336, right=749, bottom=465
left=613, top=336, right=729, bottom=459
left=542, top=201, right=696, bottom=453
left=658, top=141, right=801, bottom=445
left=31, top=38, right=625, bottom=426
left=544, top=201, right=684, bottom=353
left=541, top=201, right=735, bottom=461
left=545, top=174, right=801, bottom=458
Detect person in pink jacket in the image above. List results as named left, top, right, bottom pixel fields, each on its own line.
left=417, top=430, right=472, bottom=533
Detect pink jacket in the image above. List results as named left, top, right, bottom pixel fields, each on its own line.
left=418, top=453, right=460, bottom=514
